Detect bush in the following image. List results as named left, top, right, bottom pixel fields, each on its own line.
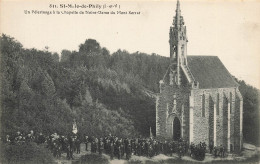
left=0, top=142, right=55, bottom=164
left=76, top=154, right=109, bottom=164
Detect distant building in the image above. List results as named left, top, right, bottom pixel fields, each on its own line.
left=156, top=0, right=243, bottom=153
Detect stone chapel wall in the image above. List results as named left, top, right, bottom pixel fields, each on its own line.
left=156, top=82, right=190, bottom=140
left=192, top=87, right=240, bottom=152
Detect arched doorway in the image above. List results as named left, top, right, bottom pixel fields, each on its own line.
left=173, top=117, right=181, bottom=140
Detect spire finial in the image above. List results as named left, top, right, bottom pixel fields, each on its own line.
left=175, top=0, right=181, bottom=25
left=176, top=0, right=181, bottom=13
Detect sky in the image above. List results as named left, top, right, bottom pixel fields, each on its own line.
left=1, top=0, right=260, bottom=88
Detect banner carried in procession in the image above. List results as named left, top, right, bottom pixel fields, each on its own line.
left=72, top=120, right=78, bottom=134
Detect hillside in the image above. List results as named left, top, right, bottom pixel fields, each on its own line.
left=0, top=35, right=169, bottom=138
left=0, top=34, right=259, bottom=145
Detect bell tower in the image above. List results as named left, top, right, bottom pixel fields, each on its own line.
left=169, top=0, right=188, bottom=85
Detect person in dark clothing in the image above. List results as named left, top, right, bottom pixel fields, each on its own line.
left=118, top=144, right=122, bottom=159
left=219, top=145, right=223, bottom=157
left=163, top=141, right=168, bottom=155
left=93, top=141, right=96, bottom=153
left=75, top=137, right=81, bottom=154
left=91, top=139, right=98, bottom=153
left=213, top=146, right=218, bottom=157
left=126, top=143, right=132, bottom=160
left=98, top=139, right=104, bottom=155
left=121, top=142, right=125, bottom=157
left=63, top=137, right=70, bottom=160
left=178, top=143, right=183, bottom=159
left=209, top=141, right=213, bottom=154
left=137, top=142, right=142, bottom=156
left=68, top=136, right=74, bottom=160
left=84, top=135, right=89, bottom=151
left=148, top=144, right=153, bottom=158
left=110, top=142, right=114, bottom=160
left=144, top=141, right=149, bottom=157
left=222, top=146, right=226, bottom=158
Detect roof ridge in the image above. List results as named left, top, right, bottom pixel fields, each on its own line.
left=187, top=55, right=218, bottom=57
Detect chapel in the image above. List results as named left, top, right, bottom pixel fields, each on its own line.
left=156, top=0, right=243, bottom=153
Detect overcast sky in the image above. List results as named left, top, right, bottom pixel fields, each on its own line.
left=1, top=0, right=260, bottom=88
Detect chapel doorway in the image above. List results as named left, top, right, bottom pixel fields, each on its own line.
left=173, top=117, right=181, bottom=140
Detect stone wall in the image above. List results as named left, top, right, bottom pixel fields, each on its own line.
left=156, top=81, right=190, bottom=141
left=156, top=74, right=243, bottom=152
left=191, top=87, right=242, bottom=152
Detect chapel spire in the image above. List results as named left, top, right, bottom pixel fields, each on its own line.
left=173, top=0, right=183, bottom=28
left=176, top=0, right=181, bottom=20
left=169, top=0, right=188, bottom=85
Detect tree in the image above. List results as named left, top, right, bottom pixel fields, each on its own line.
left=79, top=39, right=101, bottom=54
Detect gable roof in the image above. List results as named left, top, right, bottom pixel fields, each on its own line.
left=187, top=56, right=238, bottom=89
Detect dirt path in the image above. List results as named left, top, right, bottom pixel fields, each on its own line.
left=54, top=143, right=259, bottom=164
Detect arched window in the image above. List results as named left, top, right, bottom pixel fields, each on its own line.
left=216, top=93, right=219, bottom=115
left=202, top=94, right=205, bottom=117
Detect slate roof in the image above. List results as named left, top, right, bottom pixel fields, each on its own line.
left=187, top=56, right=239, bottom=89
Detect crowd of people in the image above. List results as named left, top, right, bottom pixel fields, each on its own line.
left=3, top=130, right=227, bottom=161
left=209, top=141, right=228, bottom=158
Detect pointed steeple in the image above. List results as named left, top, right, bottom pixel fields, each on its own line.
left=169, top=0, right=188, bottom=86
left=176, top=0, right=181, bottom=16
left=174, top=0, right=182, bottom=27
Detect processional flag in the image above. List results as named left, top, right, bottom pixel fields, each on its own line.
left=72, top=119, right=78, bottom=134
